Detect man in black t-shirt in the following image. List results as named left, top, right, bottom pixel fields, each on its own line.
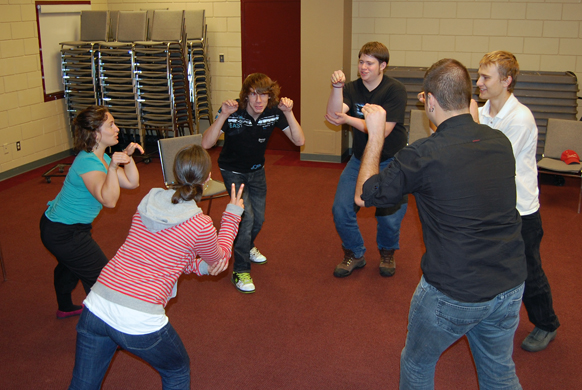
left=202, top=73, right=305, bottom=294
left=326, top=41, right=408, bottom=278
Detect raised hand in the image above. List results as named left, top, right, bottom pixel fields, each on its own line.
left=221, top=100, right=239, bottom=116
left=331, top=70, right=346, bottom=88
left=229, top=183, right=244, bottom=209
left=109, top=151, right=133, bottom=169
left=361, top=104, right=386, bottom=138
left=278, top=97, right=293, bottom=112
left=123, top=142, right=144, bottom=157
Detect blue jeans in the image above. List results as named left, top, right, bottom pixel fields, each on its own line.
left=69, top=308, right=190, bottom=390
left=220, top=168, right=267, bottom=273
left=332, top=156, right=407, bottom=258
left=400, top=276, right=524, bottom=390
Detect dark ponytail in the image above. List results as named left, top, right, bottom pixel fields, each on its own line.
left=170, top=145, right=212, bottom=204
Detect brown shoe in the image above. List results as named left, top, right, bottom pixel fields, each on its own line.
left=379, top=249, right=396, bottom=277
left=333, top=248, right=366, bottom=278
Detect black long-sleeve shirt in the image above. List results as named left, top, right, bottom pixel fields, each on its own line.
left=362, top=114, right=527, bottom=302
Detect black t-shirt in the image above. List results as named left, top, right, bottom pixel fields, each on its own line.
left=218, top=105, right=289, bottom=173
left=343, top=75, right=407, bottom=161
left=362, top=114, right=527, bottom=302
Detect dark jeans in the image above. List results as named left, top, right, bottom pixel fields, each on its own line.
left=521, top=211, right=560, bottom=332
left=220, top=168, right=267, bottom=273
left=40, top=214, right=108, bottom=311
left=69, top=307, right=190, bottom=390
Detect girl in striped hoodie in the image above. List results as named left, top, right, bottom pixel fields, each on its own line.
left=68, top=145, right=244, bottom=390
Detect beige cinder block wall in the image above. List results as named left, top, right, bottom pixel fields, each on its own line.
left=300, top=0, right=352, bottom=163
left=1, top=0, right=106, bottom=177
left=351, top=0, right=582, bottom=110
left=0, top=0, right=242, bottom=178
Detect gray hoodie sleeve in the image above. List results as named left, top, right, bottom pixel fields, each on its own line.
left=225, top=203, right=244, bottom=217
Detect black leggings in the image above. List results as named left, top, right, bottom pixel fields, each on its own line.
left=40, top=214, right=108, bottom=311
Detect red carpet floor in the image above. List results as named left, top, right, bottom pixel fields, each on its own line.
left=0, top=148, right=580, bottom=389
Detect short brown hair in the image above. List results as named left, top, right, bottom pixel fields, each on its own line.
left=479, top=51, right=520, bottom=93
left=171, top=144, right=212, bottom=204
left=73, top=106, right=110, bottom=153
left=423, top=59, right=472, bottom=112
left=239, top=73, right=280, bottom=111
left=358, top=41, right=390, bottom=68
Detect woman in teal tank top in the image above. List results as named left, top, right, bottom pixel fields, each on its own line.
left=40, top=106, right=144, bottom=319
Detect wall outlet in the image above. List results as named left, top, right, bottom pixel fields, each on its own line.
left=3, top=144, right=8, bottom=154
left=16, top=141, right=21, bottom=151
left=219, top=54, right=225, bottom=63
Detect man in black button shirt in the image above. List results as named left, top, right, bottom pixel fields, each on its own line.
left=356, top=59, right=527, bottom=389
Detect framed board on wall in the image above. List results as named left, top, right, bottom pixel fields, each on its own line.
left=35, top=1, right=91, bottom=102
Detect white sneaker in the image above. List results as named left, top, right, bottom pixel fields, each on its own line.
left=231, top=272, right=255, bottom=293
left=249, top=247, right=267, bottom=264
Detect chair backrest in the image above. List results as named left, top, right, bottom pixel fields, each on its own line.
left=543, top=118, right=582, bottom=159
left=108, top=11, right=120, bottom=41
left=185, top=10, right=205, bottom=41
left=80, top=11, right=109, bottom=42
left=408, top=109, right=433, bottom=144
left=151, top=10, right=185, bottom=41
left=158, top=134, right=203, bottom=186
left=116, top=11, right=148, bottom=42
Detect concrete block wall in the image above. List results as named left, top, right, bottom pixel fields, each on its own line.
left=351, top=0, right=582, bottom=101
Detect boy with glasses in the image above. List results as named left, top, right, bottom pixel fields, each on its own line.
left=202, top=73, right=304, bottom=293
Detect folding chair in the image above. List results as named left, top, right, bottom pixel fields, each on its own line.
left=158, top=134, right=228, bottom=214
left=537, top=118, right=582, bottom=213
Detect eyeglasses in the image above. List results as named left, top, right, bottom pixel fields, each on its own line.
left=248, top=91, right=269, bottom=99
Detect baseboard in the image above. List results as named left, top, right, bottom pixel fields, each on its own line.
left=300, top=150, right=350, bottom=164
left=0, top=149, right=74, bottom=182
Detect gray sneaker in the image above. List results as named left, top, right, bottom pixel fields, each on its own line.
left=333, top=248, right=366, bottom=278
left=249, top=247, right=267, bottom=264
left=521, top=327, right=557, bottom=352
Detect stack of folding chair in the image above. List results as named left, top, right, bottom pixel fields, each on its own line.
left=133, top=10, right=194, bottom=139
left=60, top=11, right=109, bottom=126
left=185, top=10, right=213, bottom=133
left=98, top=11, right=148, bottom=149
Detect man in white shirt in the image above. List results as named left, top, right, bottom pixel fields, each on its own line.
left=474, top=50, right=560, bottom=352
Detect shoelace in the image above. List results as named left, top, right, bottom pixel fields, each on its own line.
left=236, top=273, right=253, bottom=283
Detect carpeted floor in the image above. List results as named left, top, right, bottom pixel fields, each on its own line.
left=0, top=148, right=580, bottom=389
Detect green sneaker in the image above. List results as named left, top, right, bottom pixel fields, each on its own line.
left=231, top=272, right=256, bottom=293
